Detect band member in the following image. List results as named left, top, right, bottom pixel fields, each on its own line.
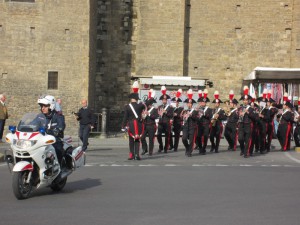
left=257, top=97, right=271, bottom=154
left=293, top=101, right=300, bottom=148
left=277, top=98, right=294, bottom=151
left=169, top=89, right=184, bottom=152
left=266, top=92, right=278, bottom=152
left=182, top=89, right=198, bottom=157
left=210, top=91, right=226, bottom=153
left=141, top=94, right=159, bottom=156
left=157, top=86, right=173, bottom=153
left=224, top=90, right=239, bottom=151
left=122, top=81, right=146, bottom=160
left=249, top=98, right=260, bottom=155
left=238, top=86, right=257, bottom=158
left=197, top=89, right=212, bottom=155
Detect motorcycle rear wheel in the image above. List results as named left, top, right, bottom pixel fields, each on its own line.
left=12, top=171, right=33, bottom=200
left=51, top=177, right=67, bottom=192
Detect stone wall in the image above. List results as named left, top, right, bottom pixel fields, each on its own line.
left=132, top=0, right=300, bottom=99
left=0, top=0, right=91, bottom=135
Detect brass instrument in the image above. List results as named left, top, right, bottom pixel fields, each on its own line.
left=238, top=105, right=249, bottom=123
left=293, top=109, right=300, bottom=123
left=142, top=108, right=148, bottom=119
left=211, top=107, right=221, bottom=127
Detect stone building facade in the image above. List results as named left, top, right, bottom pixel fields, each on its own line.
left=0, top=0, right=299, bottom=135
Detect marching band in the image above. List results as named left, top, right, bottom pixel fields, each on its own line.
left=122, top=82, right=299, bottom=160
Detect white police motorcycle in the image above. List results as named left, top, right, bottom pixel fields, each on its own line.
left=5, top=112, right=85, bottom=200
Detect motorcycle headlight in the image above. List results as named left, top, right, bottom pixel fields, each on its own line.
left=13, top=139, right=37, bottom=149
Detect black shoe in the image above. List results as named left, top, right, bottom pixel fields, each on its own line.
left=141, top=150, right=148, bottom=155
left=149, top=153, right=153, bottom=156
left=134, top=155, right=141, bottom=160
left=210, top=149, right=214, bottom=153
left=215, top=150, right=219, bottom=153
left=128, top=157, right=134, bottom=160
left=163, top=150, right=167, bottom=153
left=240, top=152, right=244, bottom=156
left=158, top=149, right=163, bottom=153
left=174, top=149, right=178, bottom=152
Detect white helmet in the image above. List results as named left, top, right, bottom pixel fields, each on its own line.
left=38, top=95, right=56, bottom=111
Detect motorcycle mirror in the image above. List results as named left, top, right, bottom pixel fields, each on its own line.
left=8, top=126, right=16, bottom=134
left=39, top=127, right=46, bottom=135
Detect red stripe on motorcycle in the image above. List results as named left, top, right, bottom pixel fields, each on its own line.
left=28, top=132, right=39, bottom=140
left=16, top=131, right=20, bottom=139
left=22, top=164, right=33, bottom=171
left=75, top=150, right=84, bottom=161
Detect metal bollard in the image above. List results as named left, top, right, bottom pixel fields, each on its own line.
left=100, top=108, right=107, bottom=139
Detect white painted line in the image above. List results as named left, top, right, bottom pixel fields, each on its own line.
left=99, top=164, right=109, bottom=167
left=123, top=164, right=135, bottom=167
left=285, top=152, right=300, bottom=164
left=84, top=164, right=93, bottom=167
left=111, top=164, right=122, bottom=167
left=139, top=164, right=156, bottom=167
left=165, top=164, right=178, bottom=167
left=215, top=164, right=229, bottom=167
left=192, top=164, right=205, bottom=167
left=240, top=164, right=253, bottom=167
left=270, top=165, right=281, bottom=167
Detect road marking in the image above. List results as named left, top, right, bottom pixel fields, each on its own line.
left=285, top=152, right=300, bottom=164
left=0, top=163, right=6, bottom=167
left=139, top=164, right=156, bottom=167
left=165, top=164, right=178, bottom=167
left=239, top=164, right=253, bottom=167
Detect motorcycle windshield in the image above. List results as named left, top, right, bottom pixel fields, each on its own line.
left=17, top=113, right=47, bottom=132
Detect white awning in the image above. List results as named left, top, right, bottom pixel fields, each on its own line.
left=244, top=67, right=300, bottom=81
left=139, top=76, right=206, bottom=86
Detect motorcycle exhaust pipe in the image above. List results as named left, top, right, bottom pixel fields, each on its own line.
left=60, top=170, right=72, bottom=180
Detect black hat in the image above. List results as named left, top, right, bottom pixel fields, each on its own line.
left=212, top=99, right=223, bottom=103
left=145, top=98, right=156, bottom=106
left=284, top=101, right=293, bottom=109
left=171, top=97, right=182, bottom=102
left=267, top=98, right=275, bottom=103
left=184, top=98, right=196, bottom=104
left=229, top=99, right=239, bottom=105
left=197, top=97, right=210, bottom=103
left=159, top=94, right=171, bottom=100
left=239, top=95, right=252, bottom=101
left=250, top=102, right=259, bottom=108
left=128, top=93, right=139, bottom=100
left=256, top=97, right=264, bottom=102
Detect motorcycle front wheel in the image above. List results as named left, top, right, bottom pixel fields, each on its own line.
left=12, top=171, right=33, bottom=200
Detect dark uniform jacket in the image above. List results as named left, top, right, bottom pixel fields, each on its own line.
left=227, top=108, right=239, bottom=123
left=158, top=104, right=173, bottom=123
left=143, top=106, right=159, bottom=125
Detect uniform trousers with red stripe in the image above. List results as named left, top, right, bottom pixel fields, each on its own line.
left=209, top=123, right=223, bottom=153
left=266, top=121, right=275, bottom=151
left=182, top=126, right=197, bottom=155
left=197, top=123, right=210, bottom=154
left=141, top=124, right=156, bottom=154
left=157, top=122, right=171, bottom=151
left=127, top=119, right=144, bottom=157
left=224, top=122, right=238, bottom=150
left=277, top=123, right=292, bottom=151
left=238, top=122, right=253, bottom=156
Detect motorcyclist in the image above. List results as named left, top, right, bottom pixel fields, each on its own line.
left=38, top=95, right=65, bottom=166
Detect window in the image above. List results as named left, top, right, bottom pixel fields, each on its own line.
left=48, top=72, right=58, bottom=90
